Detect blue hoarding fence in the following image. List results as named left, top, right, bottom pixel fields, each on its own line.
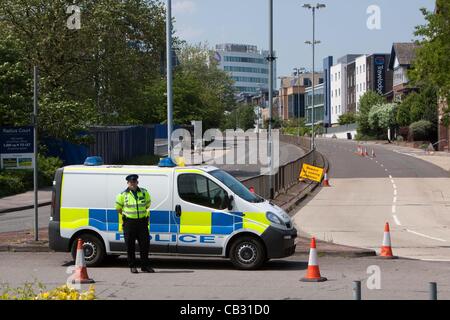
left=44, top=125, right=155, bottom=165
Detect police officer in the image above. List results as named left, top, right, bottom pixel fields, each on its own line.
left=115, top=174, right=154, bottom=273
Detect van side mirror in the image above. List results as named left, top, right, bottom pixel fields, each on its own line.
left=227, top=195, right=234, bottom=211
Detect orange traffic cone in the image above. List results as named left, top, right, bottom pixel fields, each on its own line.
left=379, top=223, right=397, bottom=259
left=72, top=239, right=95, bottom=284
left=323, top=170, right=331, bottom=187
left=300, top=238, right=327, bottom=282
left=371, top=149, right=376, bottom=158
left=364, top=148, right=369, bottom=157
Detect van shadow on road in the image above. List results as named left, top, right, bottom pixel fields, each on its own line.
left=61, top=256, right=308, bottom=271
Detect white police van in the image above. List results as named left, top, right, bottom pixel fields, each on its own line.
left=49, top=157, right=297, bottom=270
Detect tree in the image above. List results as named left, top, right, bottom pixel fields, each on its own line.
left=0, top=34, right=32, bottom=127
left=368, top=103, right=397, bottom=138
left=145, top=43, right=236, bottom=130
left=338, top=112, right=357, bottom=125
left=396, top=85, right=438, bottom=141
left=0, top=0, right=167, bottom=125
left=409, top=0, right=450, bottom=101
left=222, top=105, right=256, bottom=131
left=356, top=91, right=385, bottom=136
left=396, top=100, right=411, bottom=127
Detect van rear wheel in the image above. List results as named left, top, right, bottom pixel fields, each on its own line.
left=71, top=234, right=105, bottom=267
left=229, top=236, right=266, bottom=270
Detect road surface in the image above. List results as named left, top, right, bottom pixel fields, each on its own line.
left=0, top=252, right=449, bottom=300
left=293, top=138, right=450, bottom=261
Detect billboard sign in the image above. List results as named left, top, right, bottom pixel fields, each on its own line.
left=0, top=126, right=34, bottom=169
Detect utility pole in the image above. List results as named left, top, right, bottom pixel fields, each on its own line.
left=33, top=66, right=39, bottom=241
left=293, top=67, right=304, bottom=137
left=166, top=0, right=173, bottom=158
left=267, top=0, right=276, bottom=199
left=303, top=3, right=325, bottom=151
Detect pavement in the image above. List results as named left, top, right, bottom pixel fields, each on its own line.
left=293, top=138, right=450, bottom=261
left=0, top=187, right=52, bottom=214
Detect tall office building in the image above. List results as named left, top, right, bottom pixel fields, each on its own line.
left=214, top=43, right=276, bottom=96
left=322, top=56, right=333, bottom=127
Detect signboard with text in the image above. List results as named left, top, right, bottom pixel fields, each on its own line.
left=374, top=55, right=386, bottom=95
left=0, top=126, right=34, bottom=169
left=299, top=163, right=324, bottom=183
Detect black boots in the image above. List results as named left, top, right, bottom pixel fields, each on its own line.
left=141, top=266, right=155, bottom=273
left=130, top=267, right=138, bottom=274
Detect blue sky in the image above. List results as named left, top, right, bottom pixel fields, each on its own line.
left=171, top=0, right=435, bottom=79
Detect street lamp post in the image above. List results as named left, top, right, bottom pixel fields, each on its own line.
left=303, top=3, right=325, bottom=150
left=267, top=0, right=276, bottom=199
left=166, top=0, right=173, bottom=158
left=293, top=67, right=305, bottom=137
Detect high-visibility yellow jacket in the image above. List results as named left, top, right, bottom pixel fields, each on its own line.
left=115, top=187, right=151, bottom=219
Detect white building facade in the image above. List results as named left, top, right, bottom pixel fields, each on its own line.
left=330, top=63, right=346, bottom=125
left=214, top=43, right=276, bottom=96
left=355, top=55, right=368, bottom=111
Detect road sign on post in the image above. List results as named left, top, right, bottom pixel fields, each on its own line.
left=0, top=126, right=34, bottom=169
left=299, top=163, right=324, bottom=183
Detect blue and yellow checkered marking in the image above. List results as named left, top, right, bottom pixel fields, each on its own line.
left=61, top=208, right=266, bottom=235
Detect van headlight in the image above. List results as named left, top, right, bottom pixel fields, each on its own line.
left=266, top=211, right=283, bottom=225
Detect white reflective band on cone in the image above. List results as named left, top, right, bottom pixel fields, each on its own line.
left=383, top=232, right=391, bottom=246
left=308, top=248, right=318, bottom=266
left=75, top=249, right=86, bottom=267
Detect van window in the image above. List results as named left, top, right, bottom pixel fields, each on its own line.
left=178, top=174, right=228, bottom=210
left=210, top=169, right=264, bottom=203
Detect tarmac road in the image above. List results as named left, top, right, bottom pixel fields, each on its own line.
left=293, top=138, right=450, bottom=261
left=1, top=252, right=449, bottom=300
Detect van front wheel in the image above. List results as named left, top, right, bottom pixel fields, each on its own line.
left=71, top=234, right=105, bottom=267
left=230, top=236, right=266, bottom=270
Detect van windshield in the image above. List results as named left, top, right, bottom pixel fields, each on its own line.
left=210, top=169, right=264, bottom=203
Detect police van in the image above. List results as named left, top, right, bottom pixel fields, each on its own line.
left=49, top=157, right=297, bottom=270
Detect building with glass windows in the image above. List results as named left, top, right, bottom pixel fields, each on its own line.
left=305, top=83, right=325, bottom=126
left=278, top=72, right=323, bottom=121
left=214, top=43, right=276, bottom=96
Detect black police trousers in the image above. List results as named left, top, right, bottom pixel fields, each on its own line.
left=122, top=217, right=150, bottom=268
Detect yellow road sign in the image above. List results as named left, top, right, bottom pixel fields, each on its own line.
left=299, top=164, right=324, bottom=183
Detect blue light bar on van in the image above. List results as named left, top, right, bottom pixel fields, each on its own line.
left=158, top=157, right=177, bottom=167
left=84, top=156, right=104, bottom=166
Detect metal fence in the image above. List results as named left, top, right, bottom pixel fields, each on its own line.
left=240, top=136, right=326, bottom=199
left=88, top=125, right=155, bottom=164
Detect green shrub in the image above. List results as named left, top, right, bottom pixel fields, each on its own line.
left=0, top=154, right=62, bottom=198
left=338, top=112, right=357, bottom=125
left=354, top=133, right=377, bottom=141
left=0, top=172, right=28, bottom=197
left=409, top=120, right=434, bottom=141
left=37, top=154, right=63, bottom=186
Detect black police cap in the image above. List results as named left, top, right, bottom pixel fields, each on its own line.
left=126, top=174, right=139, bottom=181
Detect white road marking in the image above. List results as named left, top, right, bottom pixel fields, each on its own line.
left=393, top=184, right=397, bottom=189
left=393, top=215, right=401, bottom=226
left=392, top=205, right=396, bottom=213
left=394, top=189, right=397, bottom=196
left=391, top=179, right=395, bottom=184
left=389, top=175, right=392, bottom=179
left=393, top=197, right=397, bottom=203
left=380, top=164, right=384, bottom=167
left=406, top=229, right=447, bottom=242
